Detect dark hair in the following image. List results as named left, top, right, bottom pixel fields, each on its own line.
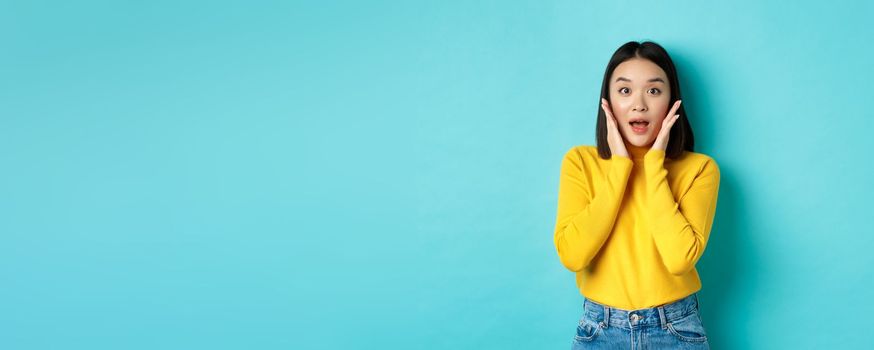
left=595, top=41, right=694, bottom=160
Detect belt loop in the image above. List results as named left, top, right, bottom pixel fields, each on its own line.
left=694, top=293, right=700, bottom=309
left=602, top=305, right=610, bottom=329
left=657, top=306, right=667, bottom=329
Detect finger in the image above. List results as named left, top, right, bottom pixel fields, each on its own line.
left=605, top=115, right=616, bottom=131
left=607, top=113, right=619, bottom=129
left=666, top=99, right=682, bottom=119
left=601, top=100, right=615, bottom=120
left=601, top=105, right=614, bottom=125
left=662, top=114, right=680, bottom=133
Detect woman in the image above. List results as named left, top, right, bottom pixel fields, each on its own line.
left=554, top=41, right=720, bottom=349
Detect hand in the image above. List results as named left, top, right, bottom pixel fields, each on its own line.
left=650, top=100, right=682, bottom=152
left=601, top=98, right=629, bottom=159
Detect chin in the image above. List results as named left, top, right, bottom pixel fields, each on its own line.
left=622, top=132, right=655, bottom=147
left=628, top=140, right=653, bottom=148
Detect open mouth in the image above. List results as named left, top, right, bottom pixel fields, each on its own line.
left=629, top=121, right=649, bottom=133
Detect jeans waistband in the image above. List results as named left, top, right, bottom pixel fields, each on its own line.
left=583, top=293, right=700, bottom=329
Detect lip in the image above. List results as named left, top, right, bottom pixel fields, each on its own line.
left=629, top=122, right=649, bottom=134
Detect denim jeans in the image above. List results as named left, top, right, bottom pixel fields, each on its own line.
left=571, top=293, right=710, bottom=349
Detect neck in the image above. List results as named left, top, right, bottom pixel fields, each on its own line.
left=625, top=141, right=651, bottom=160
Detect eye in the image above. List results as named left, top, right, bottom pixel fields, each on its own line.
left=648, top=88, right=661, bottom=95
left=618, top=87, right=630, bottom=94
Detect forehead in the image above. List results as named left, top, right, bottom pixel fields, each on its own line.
left=610, top=58, right=667, bottom=83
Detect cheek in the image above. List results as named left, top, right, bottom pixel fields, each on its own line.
left=609, top=100, right=632, bottom=121
left=654, top=99, right=671, bottom=115
left=651, top=116, right=667, bottom=134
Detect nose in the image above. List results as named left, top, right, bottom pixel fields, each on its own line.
left=631, top=92, right=648, bottom=112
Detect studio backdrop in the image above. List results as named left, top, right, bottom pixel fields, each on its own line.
left=2, top=1, right=872, bottom=349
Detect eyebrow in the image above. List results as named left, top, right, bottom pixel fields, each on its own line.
left=615, top=76, right=666, bottom=84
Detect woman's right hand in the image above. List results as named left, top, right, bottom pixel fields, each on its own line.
left=601, top=98, right=629, bottom=159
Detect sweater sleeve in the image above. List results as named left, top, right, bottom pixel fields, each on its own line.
left=554, top=147, right=634, bottom=272
left=643, top=149, right=721, bottom=276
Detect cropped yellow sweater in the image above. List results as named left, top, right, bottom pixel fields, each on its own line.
left=553, top=143, right=720, bottom=310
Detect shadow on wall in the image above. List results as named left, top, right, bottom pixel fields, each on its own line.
left=674, top=50, right=765, bottom=350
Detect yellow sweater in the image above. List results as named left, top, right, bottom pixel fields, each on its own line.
left=553, top=143, right=720, bottom=310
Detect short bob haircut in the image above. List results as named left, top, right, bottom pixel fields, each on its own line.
left=595, top=41, right=694, bottom=160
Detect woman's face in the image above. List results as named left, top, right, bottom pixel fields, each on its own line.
left=607, top=58, right=672, bottom=147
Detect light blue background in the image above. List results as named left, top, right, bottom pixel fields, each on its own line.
left=2, top=0, right=872, bottom=349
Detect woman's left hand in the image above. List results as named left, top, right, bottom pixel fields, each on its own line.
left=650, top=100, right=682, bottom=152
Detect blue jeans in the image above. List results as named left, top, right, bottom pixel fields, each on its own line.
left=571, top=293, right=710, bottom=349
